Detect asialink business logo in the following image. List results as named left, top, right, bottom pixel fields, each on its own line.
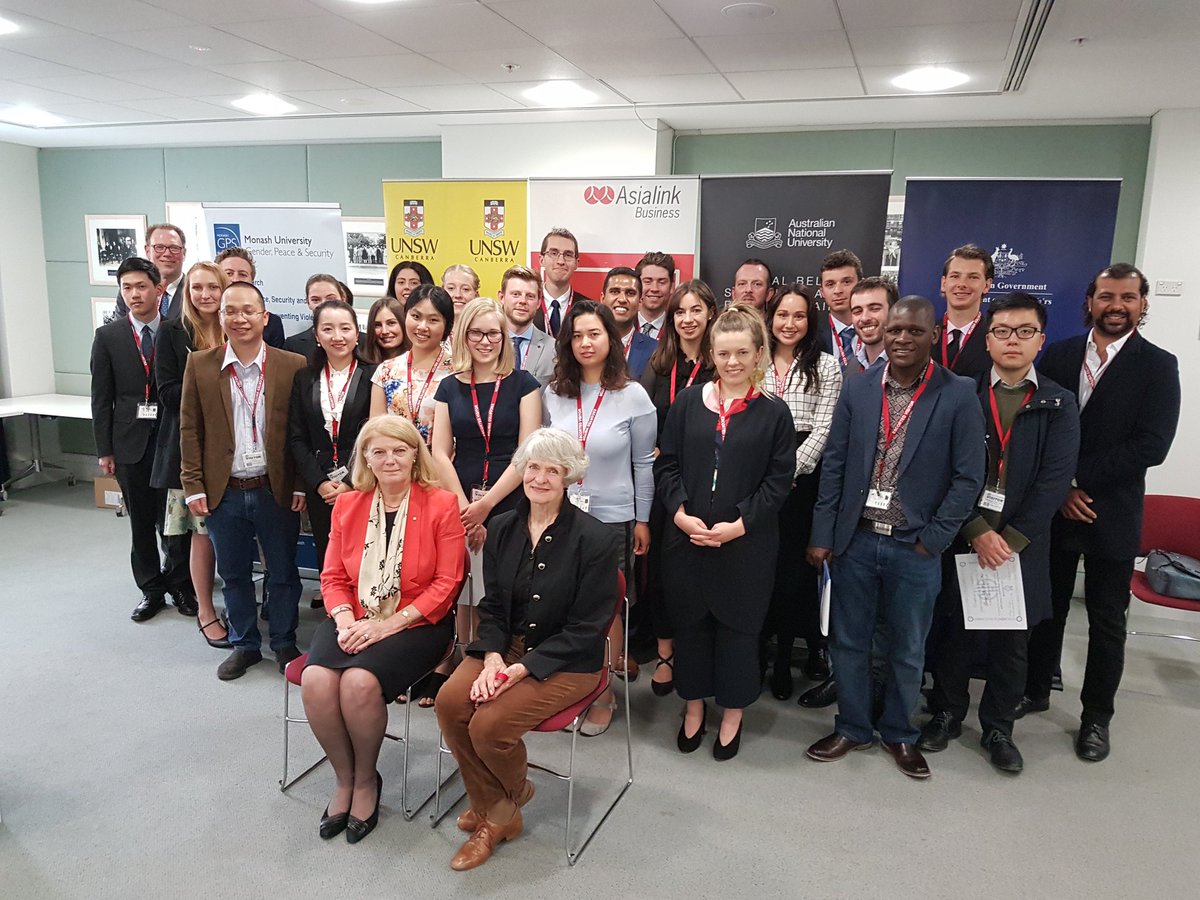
left=213, top=223, right=242, bottom=251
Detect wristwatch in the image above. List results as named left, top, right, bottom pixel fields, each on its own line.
left=399, top=608, right=413, bottom=623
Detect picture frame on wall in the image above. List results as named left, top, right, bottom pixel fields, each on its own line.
left=85, top=214, right=147, bottom=287
left=91, top=297, right=119, bottom=331
left=342, top=217, right=388, bottom=298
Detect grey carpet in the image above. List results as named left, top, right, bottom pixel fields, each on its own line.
left=2, top=481, right=1199, bottom=899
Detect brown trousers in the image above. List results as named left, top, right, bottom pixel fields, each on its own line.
left=435, top=639, right=599, bottom=820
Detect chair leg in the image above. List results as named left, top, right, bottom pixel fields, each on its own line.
left=280, top=676, right=328, bottom=792
left=430, top=730, right=468, bottom=827
left=1127, top=629, right=1200, bottom=643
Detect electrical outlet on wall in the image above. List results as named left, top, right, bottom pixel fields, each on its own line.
left=1154, top=280, right=1184, bottom=296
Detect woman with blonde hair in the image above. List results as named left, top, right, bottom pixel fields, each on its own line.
left=301, top=415, right=466, bottom=844
left=655, top=303, right=795, bottom=760
left=442, top=264, right=481, bottom=314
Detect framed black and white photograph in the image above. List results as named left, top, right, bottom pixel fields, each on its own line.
left=342, top=217, right=388, bottom=298
left=85, top=214, right=147, bottom=286
left=91, top=297, right=119, bottom=331
left=881, top=195, right=904, bottom=279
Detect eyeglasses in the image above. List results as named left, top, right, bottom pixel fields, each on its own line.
left=221, top=307, right=264, bottom=320
left=466, top=329, right=504, bottom=343
left=367, top=448, right=410, bottom=462
left=543, top=249, right=577, bottom=261
left=987, top=325, right=1042, bottom=340
left=150, top=244, right=185, bottom=255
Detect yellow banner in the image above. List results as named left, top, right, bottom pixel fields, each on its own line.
left=382, top=180, right=527, bottom=298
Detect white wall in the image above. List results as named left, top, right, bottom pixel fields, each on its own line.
left=1136, top=108, right=1200, bottom=498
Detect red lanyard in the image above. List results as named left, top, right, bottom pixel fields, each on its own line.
left=406, top=347, right=443, bottom=426
left=830, top=314, right=858, bottom=368
left=772, top=358, right=789, bottom=394
left=540, top=289, right=572, bottom=329
left=230, top=355, right=266, bottom=445
left=576, top=386, right=606, bottom=450
left=877, top=360, right=933, bottom=485
left=622, top=331, right=633, bottom=358
left=470, top=372, right=503, bottom=485
left=669, top=357, right=702, bottom=404
left=941, top=313, right=980, bottom=370
left=324, top=360, right=356, bottom=466
left=712, top=383, right=757, bottom=492
left=988, top=381, right=1035, bottom=484
left=130, top=321, right=154, bottom=402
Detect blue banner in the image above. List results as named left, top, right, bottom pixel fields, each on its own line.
left=897, top=179, right=1122, bottom=345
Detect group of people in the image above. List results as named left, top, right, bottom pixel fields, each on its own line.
left=91, top=223, right=1180, bottom=870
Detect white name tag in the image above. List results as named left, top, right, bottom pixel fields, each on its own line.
left=326, top=465, right=349, bottom=483
left=567, top=486, right=591, bottom=512
left=470, top=485, right=488, bottom=503
left=243, top=449, right=266, bottom=468
left=978, top=489, right=1006, bottom=512
left=136, top=402, right=158, bottom=420
left=866, top=488, right=893, bottom=510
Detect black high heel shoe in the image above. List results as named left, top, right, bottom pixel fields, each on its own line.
left=319, top=805, right=349, bottom=840
left=198, top=614, right=232, bottom=650
left=345, top=771, right=382, bottom=844
left=651, top=656, right=675, bottom=697
left=676, top=701, right=707, bottom=753
left=713, top=721, right=743, bottom=761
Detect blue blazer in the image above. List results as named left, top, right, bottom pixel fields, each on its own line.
left=626, top=330, right=657, bottom=380
left=811, top=361, right=986, bottom=556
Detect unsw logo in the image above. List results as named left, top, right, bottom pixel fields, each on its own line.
left=213, top=223, right=241, bottom=251
left=403, top=199, right=425, bottom=237
left=991, top=243, right=1028, bottom=279
left=745, top=218, right=782, bottom=250
left=583, top=185, right=615, bottom=205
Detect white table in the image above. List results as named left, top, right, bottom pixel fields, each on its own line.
left=0, top=393, right=92, bottom=502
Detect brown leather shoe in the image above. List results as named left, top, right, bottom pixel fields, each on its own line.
left=457, top=780, right=535, bottom=832
left=612, top=653, right=640, bottom=682
left=450, top=809, right=523, bottom=871
left=806, top=732, right=873, bottom=761
left=882, top=741, right=931, bottom=778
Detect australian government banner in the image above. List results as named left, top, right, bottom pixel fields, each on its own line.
left=698, top=173, right=891, bottom=309
left=527, top=177, right=699, bottom=299
left=898, top=178, right=1122, bottom=344
left=201, top=202, right=346, bottom=337
left=382, top=180, right=527, bottom=298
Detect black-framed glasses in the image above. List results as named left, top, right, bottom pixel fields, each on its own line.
left=150, top=244, right=185, bottom=255
left=466, top=328, right=504, bottom=343
left=987, top=325, right=1042, bottom=340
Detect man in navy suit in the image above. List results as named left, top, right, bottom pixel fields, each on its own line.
left=1020, top=263, right=1180, bottom=762
left=937, top=244, right=994, bottom=380
left=114, top=223, right=188, bottom=320
left=600, top=266, right=656, bottom=380
left=805, top=296, right=985, bottom=778
left=815, top=249, right=863, bottom=371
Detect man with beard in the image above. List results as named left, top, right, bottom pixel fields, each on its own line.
left=1018, top=263, right=1180, bottom=762
left=730, top=258, right=772, bottom=313
left=848, top=277, right=898, bottom=372
left=499, top=265, right=556, bottom=387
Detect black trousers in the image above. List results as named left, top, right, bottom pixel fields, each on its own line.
left=631, top=496, right=673, bottom=643
left=306, top=489, right=333, bottom=575
left=763, top=468, right=823, bottom=657
left=1025, top=550, right=1134, bottom=727
left=114, top=447, right=191, bottom=598
left=674, top=611, right=760, bottom=710
left=928, top=607, right=1028, bottom=736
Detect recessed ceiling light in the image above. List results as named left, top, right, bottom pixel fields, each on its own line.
left=188, top=44, right=211, bottom=52
left=343, top=0, right=406, bottom=5
left=0, top=105, right=64, bottom=127
left=722, top=3, right=775, bottom=19
left=231, top=93, right=298, bottom=116
left=891, top=65, right=970, bottom=92
left=522, top=81, right=598, bottom=107
left=0, top=16, right=19, bottom=36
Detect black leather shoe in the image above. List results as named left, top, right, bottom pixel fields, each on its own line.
left=797, top=676, right=837, bottom=708
left=803, top=646, right=831, bottom=680
left=217, top=648, right=263, bottom=681
left=676, top=702, right=707, bottom=753
left=172, top=592, right=199, bottom=617
left=1013, top=695, right=1050, bottom=719
left=713, top=721, right=743, bottom=761
left=346, top=771, right=382, bottom=844
left=769, top=661, right=794, bottom=701
left=981, top=729, right=1024, bottom=773
left=1075, top=723, right=1110, bottom=762
left=276, top=645, right=303, bottom=675
left=319, top=806, right=350, bottom=840
left=198, top=615, right=232, bottom=650
left=917, top=711, right=963, bottom=752
left=131, top=595, right=166, bottom=622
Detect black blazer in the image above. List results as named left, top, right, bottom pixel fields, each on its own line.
left=90, top=315, right=160, bottom=465
left=283, top=326, right=367, bottom=365
left=469, top=497, right=620, bottom=681
left=150, top=317, right=198, bottom=489
left=286, top=360, right=377, bottom=492
left=531, top=289, right=596, bottom=336
left=938, top=319, right=991, bottom=380
left=1039, top=331, right=1181, bottom=559
left=115, top=280, right=185, bottom=321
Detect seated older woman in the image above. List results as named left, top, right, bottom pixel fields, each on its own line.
left=301, top=416, right=465, bottom=844
left=435, top=428, right=620, bottom=871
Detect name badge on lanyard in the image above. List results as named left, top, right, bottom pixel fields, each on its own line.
left=866, top=488, right=893, bottom=510
left=136, top=402, right=158, bottom=420
left=326, top=465, right=349, bottom=483
left=567, top=484, right=591, bottom=511
left=978, top=489, right=1006, bottom=512
left=243, top=449, right=266, bottom=468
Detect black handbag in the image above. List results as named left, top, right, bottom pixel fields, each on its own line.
left=1145, top=550, right=1200, bottom=600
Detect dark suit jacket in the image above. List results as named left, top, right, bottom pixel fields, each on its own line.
left=283, top=326, right=368, bottom=365
left=938, top=318, right=991, bottom=380
left=532, top=289, right=596, bottom=335
left=1039, top=331, right=1181, bottom=559
left=115, top=279, right=185, bottom=321
left=150, top=317, right=197, bottom=489
left=264, top=313, right=286, bottom=349
left=816, top=312, right=857, bottom=371
left=469, top=497, right=620, bottom=681
left=179, top=343, right=307, bottom=511
left=286, top=360, right=377, bottom=492
left=625, top=329, right=657, bottom=380
left=812, top=362, right=986, bottom=556
left=90, top=315, right=160, bottom=465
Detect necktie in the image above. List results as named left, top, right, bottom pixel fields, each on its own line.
left=140, top=325, right=153, bottom=365
left=946, top=328, right=961, bottom=367
left=641, top=321, right=655, bottom=337
left=512, top=336, right=526, bottom=370
left=160, top=288, right=171, bottom=318
left=548, top=300, right=561, bottom=337
left=839, top=326, right=855, bottom=363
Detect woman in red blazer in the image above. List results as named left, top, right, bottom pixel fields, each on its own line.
left=301, top=415, right=465, bottom=845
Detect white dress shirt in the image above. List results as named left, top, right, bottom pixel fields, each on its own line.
left=224, top=342, right=268, bottom=478
left=1079, top=327, right=1133, bottom=410
left=637, top=312, right=665, bottom=339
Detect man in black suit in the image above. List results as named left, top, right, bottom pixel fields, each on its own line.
left=920, top=292, right=1080, bottom=773
left=91, top=257, right=195, bottom=621
left=815, top=249, right=863, bottom=371
left=216, top=246, right=287, bottom=349
left=534, top=227, right=594, bottom=337
left=1020, top=263, right=1181, bottom=762
left=114, top=223, right=188, bottom=320
left=635, top=251, right=676, bottom=340
left=730, top=257, right=773, bottom=314
left=937, top=244, right=993, bottom=380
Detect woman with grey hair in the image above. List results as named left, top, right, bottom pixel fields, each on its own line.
left=435, top=427, right=620, bottom=872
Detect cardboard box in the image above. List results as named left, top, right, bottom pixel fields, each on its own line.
left=94, top=475, right=123, bottom=510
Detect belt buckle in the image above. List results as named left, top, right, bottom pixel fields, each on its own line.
left=864, top=519, right=892, bottom=536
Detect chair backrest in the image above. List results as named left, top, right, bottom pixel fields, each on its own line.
left=1140, top=495, right=1200, bottom=559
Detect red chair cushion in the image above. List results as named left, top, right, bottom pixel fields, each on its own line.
left=285, top=653, right=310, bottom=686
left=1131, top=571, right=1200, bottom=613
left=534, top=673, right=610, bottom=733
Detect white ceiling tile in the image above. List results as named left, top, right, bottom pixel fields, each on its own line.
left=117, top=95, right=254, bottom=120
left=232, top=14, right=409, bottom=59
left=213, top=60, right=362, bottom=92
left=604, top=73, right=740, bottom=104
left=137, top=0, right=329, bottom=25
left=20, top=74, right=175, bottom=103
left=553, top=39, right=715, bottom=77
left=653, top=0, right=845, bottom=37
left=4, top=34, right=176, bottom=73
left=425, top=46, right=586, bottom=82
left=0, top=0, right=191, bottom=33
left=848, top=22, right=1018, bottom=67
left=486, top=0, right=682, bottom=45
left=694, top=30, right=855, bottom=72
left=0, top=8, right=75, bottom=40
left=105, top=65, right=265, bottom=97
left=196, top=93, right=332, bottom=116
left=724, top=67, right=864, bottom=101
left=284, top=87, right=423, bottom=113
left=0, top=79, right=94, bottom=106
left=37, top=100, right=173, bottom=123
left=385, top=83, right=523, bottom=111
left=104, top=26, right=287, bottom=66
left=837, top=0, right=1023, bottom=29
left=484, top=77, right=626, bottom=106
left=859, top=60, right=1007, bottom=95
left=347, top=4, right=539, bottom=53
left=314, top=54, right=472, bottom=87
left=0, top=48, right=85, bottom=79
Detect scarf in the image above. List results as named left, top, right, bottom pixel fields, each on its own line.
left=358, top=488, right=410, bottom=619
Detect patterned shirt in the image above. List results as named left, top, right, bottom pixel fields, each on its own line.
left=775, top=351, right=843, bottom=476
left=371, top=343, right=453, bottom=446
left=863, top=370, right=918, bottom=529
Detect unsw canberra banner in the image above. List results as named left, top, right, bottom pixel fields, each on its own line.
left=898, top=178, right=1122, bottom=345
left=382, top=180, right=527, bottom=298
left=527, top=177, right=699, bottom=299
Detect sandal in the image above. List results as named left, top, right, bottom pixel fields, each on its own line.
left=198, top=614, right=232, bottom=650
left=416, top=672, right=450, bottom=708
left=650, top=655, right=675, bottom=696
left=579, top=699, right=617, bottom=737
left=612, top=653, right=640, bottom=683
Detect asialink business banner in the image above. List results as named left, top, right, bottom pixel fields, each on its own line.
left=698, top=173, right=891, bottom=309
left=897, top=178, right=1122, bottom=345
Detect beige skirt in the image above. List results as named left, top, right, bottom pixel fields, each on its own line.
left=163, top=488, right=208, bottom=536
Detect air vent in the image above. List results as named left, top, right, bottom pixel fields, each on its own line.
left=1004, top=0, right=1056, bottom=91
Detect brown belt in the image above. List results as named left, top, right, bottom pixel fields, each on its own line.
left=229, top=474, right=270, bottom=491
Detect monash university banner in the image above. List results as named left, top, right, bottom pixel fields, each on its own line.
left=698, top=173, right=891, bottom=308
left=898, top=178, right=1122, bottom=344
left=527, top=177, right=699, bottom=298
left=202, top=202, right=346, bottom=337
left=382, top=180, right=527, bottom=297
